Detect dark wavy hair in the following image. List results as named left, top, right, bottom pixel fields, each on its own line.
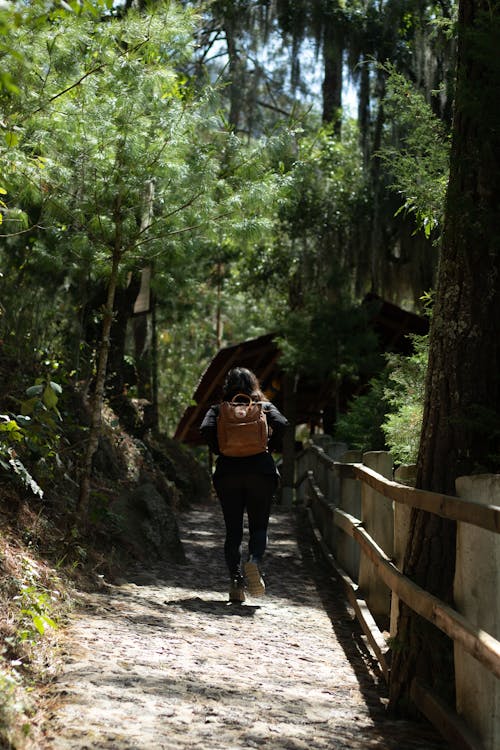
left=222, top=367, right=267, bottom=402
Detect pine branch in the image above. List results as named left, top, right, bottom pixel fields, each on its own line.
left=255, top=99, right=293, bottom=118
left=23, top=38, right=150, bottom=121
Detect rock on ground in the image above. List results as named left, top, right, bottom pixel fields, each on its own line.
left=38, top=503, right=447, bottom=750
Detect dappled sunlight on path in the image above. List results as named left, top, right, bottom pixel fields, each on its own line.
left=39, top=504, right=446, bottom=750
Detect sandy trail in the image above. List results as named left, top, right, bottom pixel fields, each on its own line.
left=39, top=504, right=446, bottom=750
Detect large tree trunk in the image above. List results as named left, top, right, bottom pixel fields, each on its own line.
left=389, top=0, right=500, bottom=712
left=358, top=57, right=371, bottom=165
left=322, top=18, right=343, bottom=131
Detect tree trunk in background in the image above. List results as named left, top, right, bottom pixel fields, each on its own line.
left=389, top=0, right=500, bottom=712
left=133, top=311, right=152, bottom=400
left=322, top=19, right=343, bottom=131
left=358, top=57, right=371, bottom=166
left=368, top=68, right=386, bottom=293
left=224, top=16, right=244, bottom=131
left=106, top=275, right=141, bottom=400
left=133, top=180, right=156, bottom=403
left=78, top=246, right=122, bottom=520
left=150, top=290, right=159, bottom=435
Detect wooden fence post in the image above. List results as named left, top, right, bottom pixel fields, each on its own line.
left=454, top=474, right=500, bottom=750
left=336, top=450, right=363, bottom=582
left=358, top=451, right=394, bottom=625
left=390, top=464, right=416, bottom=637
left=324, top=441, right=348, bottom=506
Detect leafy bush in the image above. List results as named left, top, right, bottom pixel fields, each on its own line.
left=333, top=333, right=429, bottom=464
left=334, top=375, right=389, bottom=453
left=13, top=557, right=59, bottom=642
left=0, top=378, right=64, bottom=497
left=382, top=334, right=429, bottom=464
left=379, top=65, right=451, bottom=239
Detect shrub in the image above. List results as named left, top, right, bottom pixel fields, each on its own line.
left=382, top=334, right=429, bottom=465
left=334, top=375, right=389, bottom=453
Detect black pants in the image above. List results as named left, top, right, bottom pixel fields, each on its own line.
left=213, top=472, right=277, bottom=577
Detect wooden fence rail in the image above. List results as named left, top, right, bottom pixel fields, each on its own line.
left=295, top=444, right=500, bottom=750
left=344, top=462, right=500, bottom=533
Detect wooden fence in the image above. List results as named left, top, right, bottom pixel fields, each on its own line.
left=295, top=440, right=500, bottom=750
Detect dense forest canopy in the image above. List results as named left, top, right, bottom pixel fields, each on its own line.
left=1, top=0, right=455, bottom=438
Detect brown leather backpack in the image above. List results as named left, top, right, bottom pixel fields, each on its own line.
left=217, top=393, right=269, bottom=457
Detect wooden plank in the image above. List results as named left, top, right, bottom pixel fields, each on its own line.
left=306, top=508, right=391, bottom=682
left=351, top=462, right=500, bottom=534
left=302, top=446, right=500, bottom=533
left=308, top=444, right=337, bottom=468
left=353, top=596, right=391, bottom=682
left=334, top=508, right=360, bottom=537
left=294, top=469, right=313, bottom=490
left=307, top=475, right=332, bottom=510
left=333, top=508, right=500, bottom=679
left=303, top=453, right=500, bottom=678
left=410, top=679, right=486, bottom=750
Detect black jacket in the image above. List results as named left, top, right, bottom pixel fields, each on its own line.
left=200, top=401, right=289, bottom=478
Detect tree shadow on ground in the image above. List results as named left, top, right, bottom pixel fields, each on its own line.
left=293, top=507, right=447, bottom=749
left=163, top=596, right=262, bottom=617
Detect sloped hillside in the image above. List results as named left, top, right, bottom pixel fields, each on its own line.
left=0, top=355, right=212, bottom=748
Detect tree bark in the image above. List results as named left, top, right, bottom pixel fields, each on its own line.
left=224, top=16, right=245, bottom=132
left=150, top=290, right=159, bottom=435
left=389, top=0, right=500, bottom=712
left=107, top=274, right=142, bottom=399
left=322, top=18, right=343, bottom=131
left=78, top=246, right=122, bottom=520
left=358, top=57, right=371, bottom=166
left=132, top=180, right=156, bottom=402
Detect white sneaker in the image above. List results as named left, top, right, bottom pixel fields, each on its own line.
left=244, top=561, right=266, bottom=596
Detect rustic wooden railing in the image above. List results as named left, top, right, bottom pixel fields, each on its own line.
left=295, top=443, right=500, bottom=750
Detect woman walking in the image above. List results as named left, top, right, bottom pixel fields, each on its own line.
left=200, top=367, right=288, bottom=603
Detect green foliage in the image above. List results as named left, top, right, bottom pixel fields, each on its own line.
left=15, top=583, right=58, bottom=640
left=235, top=122, right=367, bottom=297
left=277, top=297, right=379, bottom=385
left=334, top=375, right=389, bottom=452
left=242, top=122, right=372, bottom=403
left=277, top=121, right=368, bottom=274
left=12, top=555, right=60, bottom=640
left=0, top=0, right=456, bottom=452
left=157, top=273, right=279, bottom=433
left=382, top=333, right=429, bottom=464
left=0, top=0, right=287, bottom=413
left=379, top=65, right=451, bottom=238
left=5, top=3, right=205, bottom=249
left=0, top=379, right=64, bottom=497
left=332, top=333, right=429, bottom=461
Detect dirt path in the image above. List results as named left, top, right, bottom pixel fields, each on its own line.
left=39, top=504, right=446, bottom=750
